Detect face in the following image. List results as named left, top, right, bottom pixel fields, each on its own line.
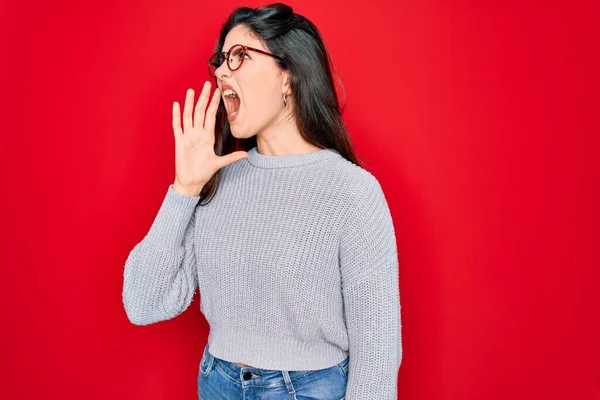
left=215, top=24, right=290, bottom=139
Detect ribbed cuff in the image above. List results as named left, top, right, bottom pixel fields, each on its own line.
left=145, top=184, right=200, bottom=248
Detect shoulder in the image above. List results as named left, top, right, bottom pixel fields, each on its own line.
left=328, top=156, right=387, bottom=209
left=336, top=158, right=397, bottom=257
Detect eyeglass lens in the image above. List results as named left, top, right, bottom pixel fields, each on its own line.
left=209, top=45, right=245, bottom=77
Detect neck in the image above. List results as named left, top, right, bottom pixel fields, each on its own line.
left=255, top=107, right=319, bottom=156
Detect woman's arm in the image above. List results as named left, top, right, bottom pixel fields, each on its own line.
left=122, top=184, right=200, bottom=326
left=339, top=175, right=402, bottom=399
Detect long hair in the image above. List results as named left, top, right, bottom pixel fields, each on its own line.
left=200, top=2, right=362, bottom=204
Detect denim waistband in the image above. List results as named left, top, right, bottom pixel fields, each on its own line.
left=205, top=344, right=349, bottom=387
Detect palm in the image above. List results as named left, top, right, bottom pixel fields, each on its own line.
left=171, top=82, right=248, bottom=193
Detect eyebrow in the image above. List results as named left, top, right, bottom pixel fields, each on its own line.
left=221, top=44, right=263, bottom=54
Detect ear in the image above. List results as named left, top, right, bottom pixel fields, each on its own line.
left=281, top=70, right=292, bottom=96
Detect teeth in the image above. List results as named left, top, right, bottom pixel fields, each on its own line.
left=223, top=89, right=238, bottom=97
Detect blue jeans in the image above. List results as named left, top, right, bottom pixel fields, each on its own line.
left=197, top=344, right=349, bottom=399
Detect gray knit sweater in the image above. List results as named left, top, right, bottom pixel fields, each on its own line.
left=122, top=146, right=402, bottom=398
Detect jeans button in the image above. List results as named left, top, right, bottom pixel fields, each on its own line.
left=243, top=371, right=252, bottom=380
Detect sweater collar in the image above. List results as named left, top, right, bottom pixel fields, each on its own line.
left=246, top=146, right=341, bottom=169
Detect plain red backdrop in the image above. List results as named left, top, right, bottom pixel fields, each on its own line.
left=1, top=0, right=598, bottom=399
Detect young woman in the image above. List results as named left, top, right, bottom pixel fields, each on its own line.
left=123, top=3, right=402, bottom=399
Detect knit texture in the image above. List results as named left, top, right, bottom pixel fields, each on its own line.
left=122, top=146, right=402, bottom=399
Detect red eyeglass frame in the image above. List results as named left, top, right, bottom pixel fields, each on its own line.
left=208, top=44, right=286, bottom=78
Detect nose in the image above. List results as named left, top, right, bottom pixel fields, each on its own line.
left=214, top=60, right=232, bottom=80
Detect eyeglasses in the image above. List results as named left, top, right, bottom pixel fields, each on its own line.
left=208, top=44, right=285, bottom=78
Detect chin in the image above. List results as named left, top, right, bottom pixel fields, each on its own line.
left=229, top=128, right=242, bottom=138
left=230, top=127, right=253, bottom=140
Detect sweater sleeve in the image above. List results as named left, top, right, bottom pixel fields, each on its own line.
left=339, top=176, right=402, bottom=399
left=122, top=184, right=200, bottom=326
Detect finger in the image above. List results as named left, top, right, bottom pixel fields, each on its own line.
left=204, top=87, right=221, bottom=132
left=183, top=88, right=195, bottom=133
left=172, top=101, right=182, bottom=138
left=217, top=151, right=249, bottom=169
left=193, top=81, right=211, bottom=130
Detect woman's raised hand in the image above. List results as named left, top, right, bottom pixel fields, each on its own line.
left=172, top=81, right=249, bottom=196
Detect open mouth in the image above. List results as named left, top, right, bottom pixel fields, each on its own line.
left=223, top=88, right=241, bottom=120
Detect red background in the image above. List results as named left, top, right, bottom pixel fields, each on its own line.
left=1, top=0, right=598, bottom=399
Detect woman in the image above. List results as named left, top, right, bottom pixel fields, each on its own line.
left=122, top=3, right=402, bottom=399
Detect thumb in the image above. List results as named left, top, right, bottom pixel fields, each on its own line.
left=217, top=151, right=250, bottom=168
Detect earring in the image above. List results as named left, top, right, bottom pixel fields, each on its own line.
left=283, top=93, right=287, bottom=107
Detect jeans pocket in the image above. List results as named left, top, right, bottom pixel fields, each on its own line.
left=337, top=357, right=350, bottom=377
left=293, top=361, right=348, bottom=399
left=199, top=344, right=214, bottom=377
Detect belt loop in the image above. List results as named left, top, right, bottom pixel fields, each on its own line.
left=282, top=371, right=297, bottom=398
